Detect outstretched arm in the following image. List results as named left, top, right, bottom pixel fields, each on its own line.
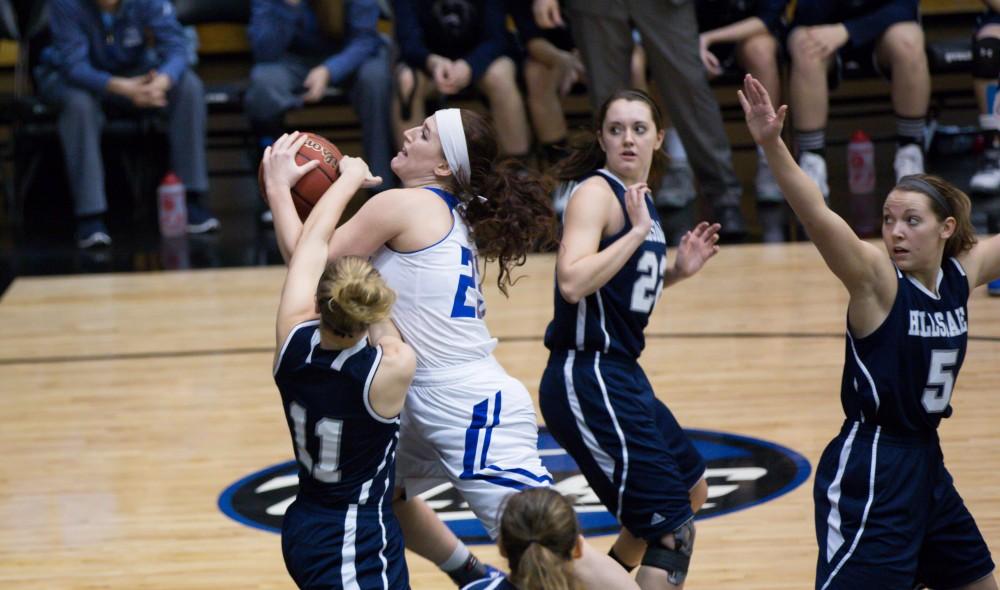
left=738, top=75, right=891, bottom=295
left=959, top=234, right=1000, bottom=289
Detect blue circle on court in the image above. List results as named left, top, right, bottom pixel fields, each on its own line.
left=219, top=428, right=811, bottom=543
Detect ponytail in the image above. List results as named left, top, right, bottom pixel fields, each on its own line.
left=498, top=488, right=582, bottom=590
left=317, top=256, right=395, bottom=337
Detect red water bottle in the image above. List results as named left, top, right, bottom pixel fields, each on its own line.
left=157, top=172, right=188, bottom=237
left=847, top=130, right=875, bottom=194
left=847, top=130, right=877, bottom=236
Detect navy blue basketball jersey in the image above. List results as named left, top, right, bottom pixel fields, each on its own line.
left=544, top=169, right=668, bottom=359
left=274, top=320, right=400, bottom=509
left=840, top=258, right=970, bottom=435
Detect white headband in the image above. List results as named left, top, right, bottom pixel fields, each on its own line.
left=434, top=109, right=471, bottom=186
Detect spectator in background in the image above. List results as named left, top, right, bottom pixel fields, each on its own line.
left=35, top=0, right=216, bottom=248
left=507, top=0, right=584, bottom=169
left=392, top=0, right=532, bottom=159
left=245, top=0, right=396, bottom=220
left=699, top=0, right=789, bottom=241
left=787, top=0, right=929, bottom=200
left=533, top=0, right=749, bottom=241
left=971, top=2, right=1000, bottom=196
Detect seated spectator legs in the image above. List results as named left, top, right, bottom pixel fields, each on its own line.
left=475, top=56, right=531, bottom=158
left=164, top=70, right=217, bottom=233
left=348, top=45, right=397, bottom=189
left=523, top=54, right=568, bottom=167
left=736, top=31, right=786, bottom=241
left=788, top=25, right=833, bottom=201
left=245, top=56, right=311, bottom=156
left=391, top=64, right=433, bottom=150
left=971, top=21, right=1000, bottom=195
left=37, top=79, right=113, bottom=248
left=875, top=21, right=930, bottom=181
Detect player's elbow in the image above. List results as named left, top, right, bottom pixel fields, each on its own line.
left=557, top=275, right=586, bottom=304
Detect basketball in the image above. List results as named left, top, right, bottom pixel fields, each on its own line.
left=258, top=132, right=342, bottom=221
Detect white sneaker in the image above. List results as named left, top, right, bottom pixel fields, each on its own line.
left=755, top=157, right=782, bottom=202
left=970, top=151, right=1000, bottom=194
left=798, top=152, right=829, bottom=200
left=893, top=144, right=924, bottom=181
left=654, top=162, right=697, bottom=208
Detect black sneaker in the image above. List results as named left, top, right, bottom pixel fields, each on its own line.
left=75, top=217, right=112, bottom=249
left=446, top=554, right=501, bottom=587
left=187, top=203, right=221, bottom=234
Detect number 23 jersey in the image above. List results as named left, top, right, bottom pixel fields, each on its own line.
left=544, top=169, right=668, bottom=359
left=842, top=258, right=970, bottom=435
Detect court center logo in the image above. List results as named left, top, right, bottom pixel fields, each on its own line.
left=219, top=428, right=811, bottom=542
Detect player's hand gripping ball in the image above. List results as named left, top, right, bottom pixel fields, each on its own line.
left=259, top=132, right=343, bottom=221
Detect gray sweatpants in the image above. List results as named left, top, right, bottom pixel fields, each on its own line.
left=34, top=67, right=209, bottom=217
left=566, top=0, right=742, bottom=209
left=244, top=45, right=395, bottom=189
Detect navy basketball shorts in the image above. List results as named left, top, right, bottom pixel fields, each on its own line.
left=539, top=349, right=706, bottom=542
left=814, top=420, right=994, bottom=590
left=282, top=500, right=409, bottom=590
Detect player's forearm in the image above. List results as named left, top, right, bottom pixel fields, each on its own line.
left=704, top=17, right=767, bottom=46
left=557, top=229, right=647, bottom=303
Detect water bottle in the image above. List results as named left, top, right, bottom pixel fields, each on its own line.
left=157, top=172, right=188, bottom=237
left=847, top=130, right=877, bottom=236
left=847, top=130, right=875, bottom=194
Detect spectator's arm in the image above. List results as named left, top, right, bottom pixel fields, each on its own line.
left=842, top=0, right=918, bottom=48
left=464, top=0, right=508, bottom=82
left=393, top=0, right=431, bottom=72
left=702, top=17, right=768, bottom=46
left=322, top=0, right=383, bottom=85
left=248, top=0, right=303, bottom=61
left=49, top=0, right=112, bottom=94
left=144, top=0, right=189, bottom=86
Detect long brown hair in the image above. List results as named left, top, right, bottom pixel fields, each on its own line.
left=317, top=256, right=395, bottom=337
left=551, top=88, right=667, bottom=189
left=892, top=174, right=976, bottom=259
left=444, top=109, right=558, bottom=296
left=498, top=488, right=582, bottom=590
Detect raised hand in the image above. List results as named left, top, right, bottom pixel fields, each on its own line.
left=262, top=132, right=321, bottom=195
left=674, top=221, right=721, bottom=279
left=737, top=74, right=787, bottom=146
left=624, top=182, right=652, bottom=237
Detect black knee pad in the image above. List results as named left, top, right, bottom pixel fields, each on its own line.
left=973, top=36, right=1000, bottom=79
left=641, top=518, right=695, bottom=585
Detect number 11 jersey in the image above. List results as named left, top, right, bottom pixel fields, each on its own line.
left=544, top=169, right=668, bottom=359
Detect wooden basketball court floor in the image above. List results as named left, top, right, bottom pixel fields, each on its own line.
left=1, top=242, right=997, bottom=589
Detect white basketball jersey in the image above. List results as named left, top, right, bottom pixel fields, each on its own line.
left=371, top=189, right=497, bottom=369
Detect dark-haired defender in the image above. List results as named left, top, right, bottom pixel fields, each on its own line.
left=264, top=133, right=414, bottom=589
left=740, top=74, right=1000, bottom=590
left=541, top=89, right=721, bottom=590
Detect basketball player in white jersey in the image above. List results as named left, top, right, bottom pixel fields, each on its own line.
left=266, top=112, right=640, bottom=589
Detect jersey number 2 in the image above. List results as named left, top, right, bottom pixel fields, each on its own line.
left=922, top=349, right=958, bottom=414
left=290, top=402, right=343, bottom=483
left=630, top=251, right=666, bottom=313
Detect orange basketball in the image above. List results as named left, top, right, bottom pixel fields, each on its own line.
left=258, top=132, right=343, bottom=221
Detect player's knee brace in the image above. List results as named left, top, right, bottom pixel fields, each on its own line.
left=973, top=37, right=1000, bottom=79
left=641, top=518, right=695, bottom=585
